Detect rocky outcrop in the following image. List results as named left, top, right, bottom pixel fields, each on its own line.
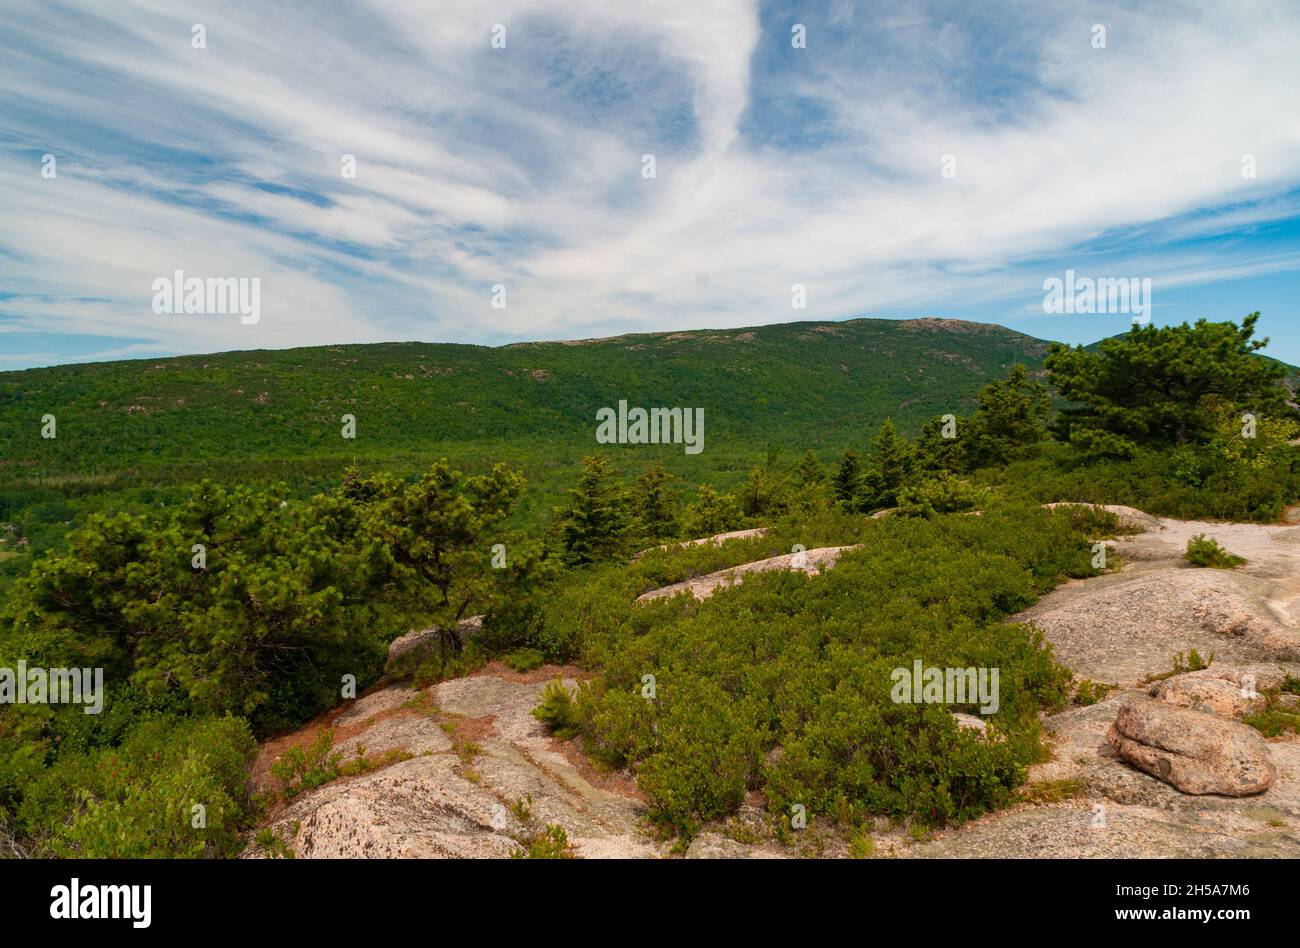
left=1012, top=513, right=1300, bottom=684
left=387, top=615, right=484, bottom=667
left=633, top=528, right=770, bottom=559
left=635, top=545, right=859, bottom=603
left=1149, top=664, right=1287, bottom=719
left=1107, top=701, right=1276, bottom=796
left=1041, top=502, right=1166, bottom=532
left=838, top=509, right=1300, bottom=856
left=246, top=669, right=665, bottom=859
left=910, top=684, right=1300, bottom=858
left=1014, top=570, right=1294, bottom=684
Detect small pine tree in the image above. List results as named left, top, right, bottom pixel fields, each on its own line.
left=832, top=450, right=864, bottom=511
left=915, top=415, right=968, bottom=474
left=633, top=463, right=678, bottom=541
left=965, top=364, right=1050, bottom=467
left=738, top=465, right=790, bottom=519
left=863, top=418, right=915, bottom=508
left=795, top=449, right=825, bottom=486
left=560, top=455, right=632, bottom=566
left=682, top=484, right=744, bottom=537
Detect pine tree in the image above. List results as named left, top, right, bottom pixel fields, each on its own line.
left=561, top=455, right=632, bottom=566
left=832, top=450, right=864, bottom=511
left=796, top=449, right=826, bottom=485
left=738, top=465, right=790, bottom=518
left=863, top=418, right=915, bottom=508
left=682, top=484, right=744, bottom=537
left=1045, top=314, right=1291, bottom=456
left=916, top=414, right=968, bottom=474
left=965, top=364, right=1050, bottom=467
left=633, top=463, right=678, bottom=541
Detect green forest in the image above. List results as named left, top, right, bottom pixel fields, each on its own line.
left=0, top=317, right=1048, bottom=575
left=2, top=313, right=1298, bottom=856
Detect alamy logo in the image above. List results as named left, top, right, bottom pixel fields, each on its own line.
left=595, top=400, right=704, bottom=455
left=1042, top=269, right=1151, bottom=325
left=891, top=660, right=1000, bottom=714
left=50, top=879, right=151, bottom=928
left=152, top=269, right=261, bottom=324
left=0, top=662, right=103, bottom=714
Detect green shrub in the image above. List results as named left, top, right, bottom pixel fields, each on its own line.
left=1145, top=649, right=1214, bottom=684
left=989, top=440, right=1300, bottom=524
left=897, top=473, right=981, bottom=517
left=511, top=823, right=573, bottom=859
left=1244, top=706, right=1300, bottom=737
left=255, top=826, right=296, bottom=859
left=532, top=680, right=578, bottom=739
left=550, top=498, right=1085, bottom=838
left=271, top=729, right=343, bottom=800
left=17, top=715, right=255, bottom=858
left=503, top=648, right=545, bottom=673
left=1074, top=679, right=1115, bottom=706
left=1185, top=534, right=1246, bottom=569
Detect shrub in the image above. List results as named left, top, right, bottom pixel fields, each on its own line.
left=1185, top=534, right=1246, bottom=569
left=511, top=823, right=574, bottom=859
left=1074, top=680, right=1115, bottom=706
left=17, top=715, right=255, bottom=858
left=897, top=474, right=981, bottom=517
left=1244, top=705, right=1300, bottom=737
left=271, top=729, right=343, bottom=800
left=552, top=498, right=1086, bottom=838
left=503, top=648, right=545, bottom=673
left=532, top=680, right=578, bottom=739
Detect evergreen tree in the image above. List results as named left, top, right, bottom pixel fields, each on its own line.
left=1045, top=314, right=1291, bottom=456
left=915, top=414, right=968, bottom=474
left=795, top=449, right=826, bottom=485
left=373, top=461, right=525, bottom=650
left=1, top=460, right=526, bottom=731
left=633, top=463, right=679, bottom=541
left=863, top=418, right=915, bottom=508
left=682, top=484, right=745, bottom=537
left=560, top=455, right=632, bottom=566
left=832, top=450, right=864, bottom=511
left=965, top=364, right=1050, bottom=467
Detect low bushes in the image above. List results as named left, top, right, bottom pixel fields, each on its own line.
left=13, top=715, right=255, bottom=858
left=534, top=499, right=1093, bottom=838
left=1185, top=534, right=1246, bottom=569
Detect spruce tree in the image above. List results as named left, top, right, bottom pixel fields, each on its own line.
left=832, top=450, right=864, bottom=511
left=796, top=449, right=826, bottom=485
left=863, top=418, right=915, bottom=508
left=633, top=463, right=678, bottom=541
left=561, top=455, right=632, bottom=566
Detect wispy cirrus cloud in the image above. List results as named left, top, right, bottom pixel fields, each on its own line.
left=1, top=0, right=1299, bottom=368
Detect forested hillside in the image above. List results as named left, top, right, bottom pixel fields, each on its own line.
left=0, top=317, right=1048, bottom=567
left=1, top=317, right=1049, bottom=466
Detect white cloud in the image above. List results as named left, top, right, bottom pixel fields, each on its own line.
left=0, top=0, right=1298, bottom=365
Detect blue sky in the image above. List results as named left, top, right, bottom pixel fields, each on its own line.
left=2, top=0, right=1299, bottom=369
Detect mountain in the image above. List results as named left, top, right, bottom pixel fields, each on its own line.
left=0, top=317, right=1048, bottom=475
